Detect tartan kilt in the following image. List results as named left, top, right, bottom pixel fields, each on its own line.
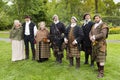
left=35, top=42, right=50, bottom=60
left=67, top=46, right=80, bottom=58
left=92, top=46, right=106, bottom=62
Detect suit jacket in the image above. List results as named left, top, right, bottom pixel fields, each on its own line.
left=82, top=21, right=94, bottom=47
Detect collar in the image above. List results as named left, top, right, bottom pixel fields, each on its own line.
left=54, top=20, right=59, bottom=24
left=83, top=19, right=91, bottom=26
left=71, top=23, right=77, bottom=27
left=26, top=20, right=31, bottom=24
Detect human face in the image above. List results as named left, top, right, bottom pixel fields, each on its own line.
left=85, top=15, right=90, bottom=20
left=94, top=16, right=101, bottom=23
left=40, top=22, right=45, bottom=30
left=14, top=22, right=20, bottom=28
left=71, top=18, right=76, bottom=23
left=25, top=18, right=30, bottom=22
left=53, top=16, right=58, bottom=21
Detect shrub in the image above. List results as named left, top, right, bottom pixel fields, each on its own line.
left=103, top=16, right=120, bottom=26
left=109, top=27, right=120, bottom=34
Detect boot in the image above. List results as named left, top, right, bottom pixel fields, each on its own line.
left=97, top=66, right=104, bottom=78
left=58, top=54, right=63, bottom=63
left=76, top=58, right=80, bottom=68
left=56, top=53, right=59, bottom=62
left=84, top=53, right=89, bottom=64
left=97, top=62, right=100, bottom=71
left=32, top=49, right=35, bottom=60
left=25, top=49, right=29, bottom=60
left=69, top=57, right=73, bottom=67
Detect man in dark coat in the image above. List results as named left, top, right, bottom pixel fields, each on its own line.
left=89, top=15, right=109, bottom=78
left=64, top=16, right=84, bottom=68
left=50, top=14, right=65, bottom=63
left=81, top=13, right=94, bottom=66
left=22, top=16, right=37, bottom=60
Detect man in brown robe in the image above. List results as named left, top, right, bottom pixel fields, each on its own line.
left=89, top=15, right=109, bottom=78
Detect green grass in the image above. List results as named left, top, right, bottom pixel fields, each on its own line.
left=0, top=31, right=9, bottom=38
left=0, top=41, right=120, bottom=80
left=107, top=34, right=120, bottom=40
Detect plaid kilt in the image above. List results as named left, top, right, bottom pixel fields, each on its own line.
left=92, top=45, right=106, bottom=62
left=35, top=42, right=50, bottom=60
left=67, top=46, right=80, bottom=58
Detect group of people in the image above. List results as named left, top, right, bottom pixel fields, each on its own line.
left=9, top=13, right=109, bottom=78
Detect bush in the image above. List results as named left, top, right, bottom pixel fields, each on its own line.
left=109, top=27, right=120, bottom=34
left=0, top=11, right=13, bottom=30
left=103, top=16, right=120, bottom=26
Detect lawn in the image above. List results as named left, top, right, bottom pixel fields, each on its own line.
left=0, top=31, right=9, bottom=38
left=0, top=37, right=120, bottom=80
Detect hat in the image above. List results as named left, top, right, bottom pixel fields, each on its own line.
left=83, top=13, right=90, bottom=20
left=24, top=15, right=31, bottom=19
left=52, top=14, right=58, bottom=20
left=71, top=16, right=77, bottom=22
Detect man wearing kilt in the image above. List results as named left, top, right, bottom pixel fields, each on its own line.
left=64, top=16, right=84, bottom=68
left=89, top=15, right=109, bottom=78
left=81, top=13, right=94, bottom=66
left=50, top=14, right=65, bottom=63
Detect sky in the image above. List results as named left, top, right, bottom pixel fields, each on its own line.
left=7, top=0, right=120, bottom=5
left=113, top=0, right=120, bottom=4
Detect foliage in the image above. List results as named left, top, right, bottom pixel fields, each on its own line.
left=0, top=0, right=120, bottom=30
left=109, top=27, right=120, bottom=34
left=103, top=16, right=120, bottom=26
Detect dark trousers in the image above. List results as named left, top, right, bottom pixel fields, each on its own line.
left=84, top=47, right=92, bottom=64
left=24, top=35, right=35, bottom=59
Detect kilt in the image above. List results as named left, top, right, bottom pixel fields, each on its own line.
left=92, top=45, right=106, bottom=62
left=35, top=41, right=50, bottom=60
left=67, top=46, right=80, bottom=58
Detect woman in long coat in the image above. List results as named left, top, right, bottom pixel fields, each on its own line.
left=35, top=21, right=50, bottom=62
left=10, top=20, right=25, bottom=61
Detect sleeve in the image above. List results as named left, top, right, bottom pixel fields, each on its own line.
left=64, top=26, right=69, bottom=39
left=34, top=25, right=38, bottom=37
left=76, top=27, right=84, bottom=43
left=95, top=23, right=109, bottom=40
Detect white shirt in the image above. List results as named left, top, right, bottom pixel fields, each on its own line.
left=54, top=20, right=59, bottom=24
left=71, top=23, right=77, bottom=27
left=83, top=19, right=91, bottom=26
left=25, top=21, right=37, bottom=36
left=94, top=20, right=102, bottom=29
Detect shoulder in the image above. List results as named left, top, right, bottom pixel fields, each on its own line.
left=101, top=22, right=109, bottom=29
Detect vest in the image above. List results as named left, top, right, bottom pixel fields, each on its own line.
left=22, top=22, right=35, bottom=38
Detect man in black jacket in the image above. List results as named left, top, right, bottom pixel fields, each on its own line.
left=81, top=13, right=94, bottom=66
left=50, top=14, right=65, bottom=63
left=22, top=16, right=37, bottom=60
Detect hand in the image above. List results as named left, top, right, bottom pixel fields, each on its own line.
left=47, top=39, right=50, bottom=42
left=72, top=40, right=77, bottom=45
left=64, top=38, right=68, bottom=44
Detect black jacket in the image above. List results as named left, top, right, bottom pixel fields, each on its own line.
left=81, top=21, right=94, bottom=47
left=22, top=22, right=36, bottom=39
left=50, top=21, right=65, bottom=47
left=65, top=25, right=84, bottom=50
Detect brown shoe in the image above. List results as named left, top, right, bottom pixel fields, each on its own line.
left=97, top=70, right=104, bottom=78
